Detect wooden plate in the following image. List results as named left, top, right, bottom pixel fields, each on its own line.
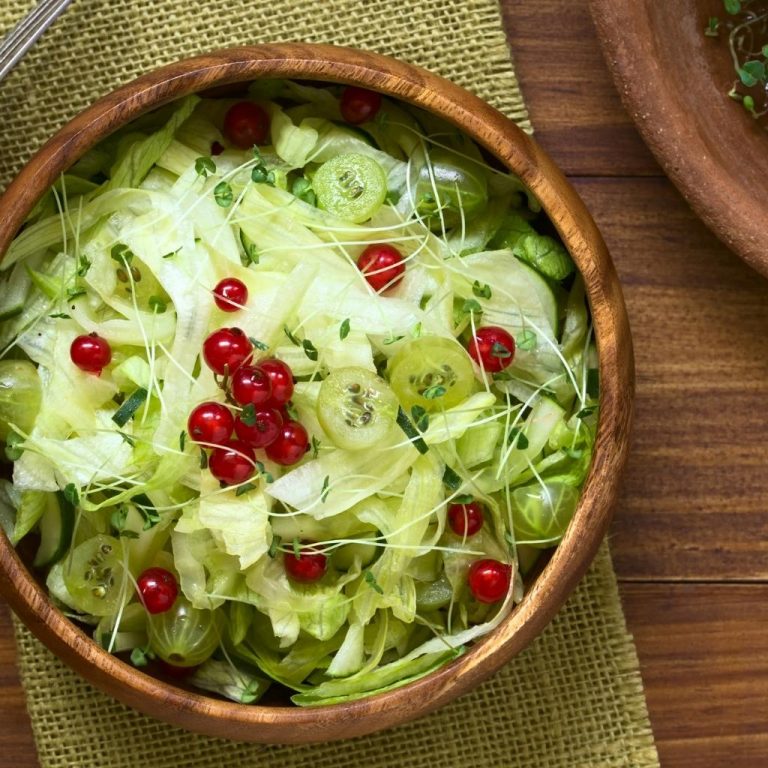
left=589, top=0, right=768, bottom=277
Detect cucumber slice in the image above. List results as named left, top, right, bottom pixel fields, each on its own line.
left=33, top=492, right=75, bottom=568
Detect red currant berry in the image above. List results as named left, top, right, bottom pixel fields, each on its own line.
left=223, top=101, right=270, bottom=149
left=234, top=406, right=283, bottom=448
left=187, top=402, right=234, bottom=446
left=357, top=243, right=405, bottom=292
left=210, top=140, right=225, bottom=156
left=259, top=358, right=294, bottom=405
left=230, top=365, right=272, bottom=406
left=467, top=326, right=516, bottom=373
left=265, top=420, right=309, bottom=466
left=208, top=440, right=255, bottom=485
left=340, top=86, right=382, bottom=125
left=447, top=501, right=485, bottom=537
left=202, top=327, right=253, bottom=376
left=467, top=559, right=512, bottom=604
left=70, top=333, right=111, bottom=374
left=137, top=567, right=178, bottom=614
left=213, top=277, right=248, bottom=312
left=284, top=543, right=327, bottom=583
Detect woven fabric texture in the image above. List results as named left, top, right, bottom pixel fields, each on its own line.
left=1, top=0, right=658, bottom=766
left=14, top=546, right=659, bottom=768
left=0, top=0, right=530, bottom=191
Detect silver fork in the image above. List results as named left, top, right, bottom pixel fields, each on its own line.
left=0, top=0, right=74, bottom=83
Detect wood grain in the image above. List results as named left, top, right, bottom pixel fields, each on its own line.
left=0, top=606, right=38, bottom=768
left=573, top=176, right=768, bottom=581
left=500, top=1, right=658, bottom=177
left=0, top=0, right=766, bottom=764
left=589, top=0, right=768, bottom=277
left=621, top=584, right=768, bottom=767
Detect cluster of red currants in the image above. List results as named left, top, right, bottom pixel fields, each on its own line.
left=187, top=278, right=310, bottom=486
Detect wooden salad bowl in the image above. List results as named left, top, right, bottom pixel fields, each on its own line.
left=0, top=44, right=634, bottom=743
left=590, top=0, right=768, bottom=278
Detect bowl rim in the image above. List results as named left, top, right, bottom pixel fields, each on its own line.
left=589, top=0, right=768, bottom=279
left=0, top=43, right=634, bottom=743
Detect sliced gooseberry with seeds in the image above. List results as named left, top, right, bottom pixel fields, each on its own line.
left=387, top=336, right=475, bottom=412
left=63, top=534, right=125, bottom=616
left=317, top=367, right=399, bottom=450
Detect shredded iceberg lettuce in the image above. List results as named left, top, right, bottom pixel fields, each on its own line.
left=0, top=79, right=598, bottom=707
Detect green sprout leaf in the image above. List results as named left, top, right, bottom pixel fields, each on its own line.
left=507, top=427, right=529, bottom=450
left=118, top=431, right=135, bottom=447
left=199, top=447, right=208, bottom=470
left=364, top=570, right=384, bottom=595
left=195, top=156, right=217, bottom=178
left=422, top=385, right=447, bottom=400
left=410, top=404, right=429, bottom=431
left=491, top=341, right=513, bottom=359
left=249, top=336, right=269, bottom=351
left=283, top=325, right=301, bottom=346
left=179, top=430, right=187, bottom=452
left=110, top=243, right=133, bottom=264
left=130, top=645, right=155, bottom=668
left=240, top=403, right=257, bottom=427
left=516, top=329, right=537, bottom=351
left=214, top=181, right=234, bottom=207
left=738, top=60, right=765, bottom=87
left=235, top=482, right=257, bottom=497
left=339, top=318, right=351, bottom=340
left=77, top=255, right=91, bottom=277
left=292, top=537, right=301, bottom=557
left=302, top=339, right=318, bottom=361
left=320, top=475, right=330, bottom=503
left=472, top=281, right=492, bottom=299
left=268, top=534, right=282, bottom=559
left=311, top=436, right=321, bottom=459
left=255, top=459, right=273, bottom=484
left=291, top=176, right=316, bottom=205
left=63, top=483, right=79, bottom=507
left=148, top=295, right=167, bottom=313
left=724, top=0, right=741, bottom=14
left=110, top=505, right=128, bottom=532
left=132, top=493, right=160, bottom=530
left=461, top=298, right=483, bottom=315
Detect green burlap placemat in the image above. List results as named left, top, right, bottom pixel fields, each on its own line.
left=1, top=1, right=659, bottom=766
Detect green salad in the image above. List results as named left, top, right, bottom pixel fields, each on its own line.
left=0, top=80, right=598, bottom=706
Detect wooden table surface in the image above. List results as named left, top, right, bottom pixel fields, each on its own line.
left=1, top=1, right=767, bottom=765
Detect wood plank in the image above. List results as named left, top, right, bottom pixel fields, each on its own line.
left=620, top=583, right=768, bottom=767
left=572, top=175, right=768, bottom=580
left=500, top=0, right=659, bottom=176
left=0, top=606, right=38, bottom=768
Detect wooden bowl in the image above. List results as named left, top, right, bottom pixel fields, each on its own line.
left=589, top=0, right=768, bottom=278
left=0, top=44, right=633, bottom=743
